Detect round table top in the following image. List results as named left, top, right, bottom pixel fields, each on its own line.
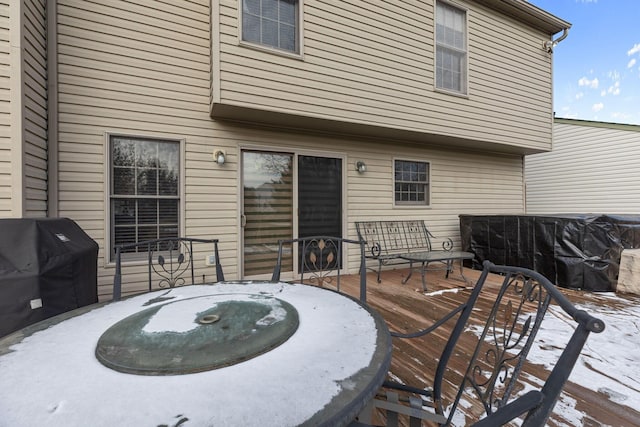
left=0, top=282, right=392, bottom=427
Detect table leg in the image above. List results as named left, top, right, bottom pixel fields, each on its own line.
left=458, top=259, right=473, bottom=285
left=420, top=261, right=428, bottom=291
left=402, top=260, right=415, bottom=284
left=449, top=259, right=473, bottom=286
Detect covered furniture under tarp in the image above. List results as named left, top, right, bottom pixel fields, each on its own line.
left=460, top=214, right=640, bottom=291
left=0, top=218, right=98, bottom=337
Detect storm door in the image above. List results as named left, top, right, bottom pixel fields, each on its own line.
left=241, top=151, right=343, bottom=278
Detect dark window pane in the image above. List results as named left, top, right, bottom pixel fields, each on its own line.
left=114, top=227, right=136, bottom=249
left=263, top=0, right=278, bottom=20
left=113, top=199, right=136, bottom=225
left=160, top=226, right=179, bottom=239
left=280, top=24, right=295, bottom=51
left=157, top=143, right=179, bottom=171
left=280, top=0, right=296, bottom=24
left=112, top=139, right=135, bottom=167
left=137, top=168, right=158, bottom=195
left=158, top=169, right=178, bottom=196
left=113, top=167, right=135, bottom=195
left=138, top=199, right=158, bottom=224
left=243, top=0, right=260, bottom=14
left=136, top=140, right=158, bottom=168
left=159, top=199, right=179, bottom=224
left=138, top=226, right=158, bottom=243
left=262, top=18, right=278, bottom=47
left=243, top=14, right=261, bottom=43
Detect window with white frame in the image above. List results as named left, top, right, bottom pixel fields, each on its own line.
left=242, top=0, right=299, bottom=53
left=435, top=1, right=467, bottom=94
left=394, top=160, right=430, bottom=206
left=109, top=135, right=180, bottom=260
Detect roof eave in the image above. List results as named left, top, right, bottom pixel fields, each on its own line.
left=475, top=0, right=571, bottom=35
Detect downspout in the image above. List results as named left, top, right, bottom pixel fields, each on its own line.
left=544, top=28, right=569, bottom=53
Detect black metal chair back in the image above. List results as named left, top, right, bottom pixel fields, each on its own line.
left=271, top=236, right=368, bottom=303
left=357, top=260, right=605, bottom=426
left=112, top=237, right=224, bottom=300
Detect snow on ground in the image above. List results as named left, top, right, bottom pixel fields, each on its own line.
left=528, top=292, right=640, bottom=425
left=466, top=291, right=640, bottom=426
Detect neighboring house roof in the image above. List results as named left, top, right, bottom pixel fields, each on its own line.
left=554, top=117, right=640, bottom=133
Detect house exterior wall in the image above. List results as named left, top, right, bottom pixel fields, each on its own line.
left=525, top=119, right=640, bottom=214
left=22, top=0, right=48, bottom=217
left=53, top=0, right=530, bottom=298
left=213, top=0, right=556, bottom=154
left=1, top=0, right=14, bottom=216
left=0, top=0, right=48, bottom=218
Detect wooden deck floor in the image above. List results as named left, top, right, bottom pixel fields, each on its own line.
left=331, top=266, right=640, bottom=427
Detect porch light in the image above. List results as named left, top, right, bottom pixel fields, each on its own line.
left=356, top=161, right=367, bottom=174
left=214, top=150, right=226, bottom=165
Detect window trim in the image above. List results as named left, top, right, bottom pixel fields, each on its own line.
left=238, top=0, right=305, bottom=59
left=434, top=0, right=469, bottom=97
left=392, top=157, right=432, bottom=208
left=104, top=133, right=186, bottom=266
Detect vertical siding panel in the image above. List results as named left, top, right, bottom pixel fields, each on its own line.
left=526, top=121, right=640, bottom=214
left=23, top=0, right=48, bottom=216
left=0, top=1, right=11, bottom=215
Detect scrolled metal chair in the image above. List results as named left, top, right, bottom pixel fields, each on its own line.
left=112, top=237, right=224, bottom=301
left=353, top=260, right=605, bottom=427
left=270, top=235, right=368, bottom=303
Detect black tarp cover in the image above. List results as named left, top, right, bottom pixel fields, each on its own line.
left=0, top=218, right=98, bottom=337
left=459, top=214, right=640, bottom=292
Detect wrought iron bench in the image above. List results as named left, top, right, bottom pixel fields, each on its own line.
left=353, top=260, right=605, bottom=427
left=355, top=220, right=474, bottom=290
left=112, top=237, right=225, bottom=301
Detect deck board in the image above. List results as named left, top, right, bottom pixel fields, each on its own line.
left=330, top=266, right=640, bottom=427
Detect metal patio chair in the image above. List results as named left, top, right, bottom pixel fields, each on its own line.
left=271, top=235, right=368, bottom=303
left=112, top=237, right=224, bottom=300
left=353, top=260, right=605, bottom=427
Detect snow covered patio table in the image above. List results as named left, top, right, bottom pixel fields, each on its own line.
left=0, top=281, right=392, bottom=427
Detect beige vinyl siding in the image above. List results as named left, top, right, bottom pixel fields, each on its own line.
left=215, top=0, right=554, bottom=153
left=55, top=0, right=223, bottom=298
left=526, top=121, right=640, bottom=214
left=22, top=0, right=48, bottom=217
left=58, top=0, right=526, bottom=299
left=0, top=0, right=48, bottom=218
left=231, top=125, right=524, bottom=272
left=0, top=0, right=12, bottom=216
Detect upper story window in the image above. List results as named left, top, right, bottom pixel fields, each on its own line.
left=394, top=160, right=430, bottom=206
left=242, top=0, right=300, bottom=54
left=435, top=1, right=467, bottom=94
left=109, top=135, right=181, bottom=261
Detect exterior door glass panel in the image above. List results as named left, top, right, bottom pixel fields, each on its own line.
left=297, top=156, right=343, bottom=272
left=242, top=151, right=294, bottom=276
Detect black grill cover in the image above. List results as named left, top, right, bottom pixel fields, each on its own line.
left=460, top=214, right=640, bottom=292
left=0, top=218, right=98, bottom=337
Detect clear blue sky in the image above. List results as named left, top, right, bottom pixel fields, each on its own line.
left=528, top=0, right=640, bottom=125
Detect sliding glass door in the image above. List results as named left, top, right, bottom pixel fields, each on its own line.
left=242, top=151, right=342, bottom=278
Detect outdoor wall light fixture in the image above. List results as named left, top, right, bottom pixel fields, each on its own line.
left=214, top=150, right=226, bottom=165
left=355, top=161, right=367, bottom=174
